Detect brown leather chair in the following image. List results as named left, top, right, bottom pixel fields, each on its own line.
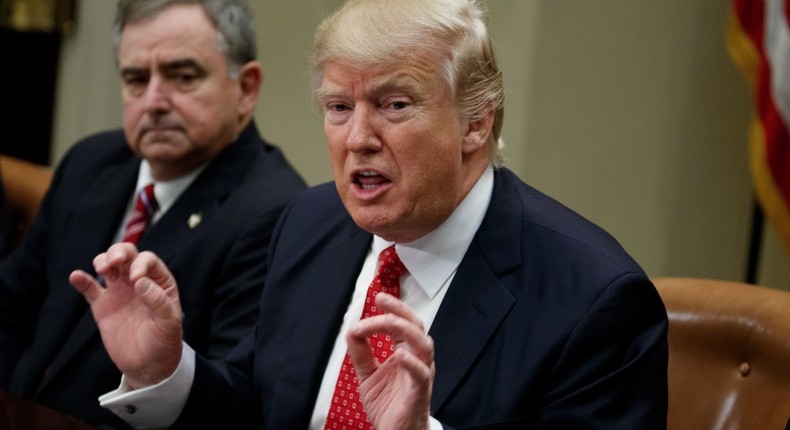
left=0, top=154, right=53, bottom=246
left=653, top=277, right=790, bottom=430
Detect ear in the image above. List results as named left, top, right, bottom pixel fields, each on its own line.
left=236, top=61, right=264, bottom=118
left=461, top=108, right=495, bottom=155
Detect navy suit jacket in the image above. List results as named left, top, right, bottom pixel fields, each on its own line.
left=177, top=167, right=668, bottom=429
left=0, top=122, right=305, bottom=426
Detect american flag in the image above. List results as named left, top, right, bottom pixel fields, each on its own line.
left=729, top=0, right=790, bottom=260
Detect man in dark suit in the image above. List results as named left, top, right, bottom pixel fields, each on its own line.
left=0, top=0, right=305, bottom=426
left=71, top=0, right=668, bottom=428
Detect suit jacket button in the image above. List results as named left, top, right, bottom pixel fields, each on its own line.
left=125, top=405, right=136, bottom=414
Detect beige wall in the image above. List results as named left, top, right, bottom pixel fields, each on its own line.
left=50, top=0, right=789, bottom=290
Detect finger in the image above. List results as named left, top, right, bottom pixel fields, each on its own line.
left=346, top=326, right=379, bottom=380
left=105, top=242, right=140, bottom=267
left=389, top=345, right=435, bottom=385
left=134, top=277, right=183, bottom=324
left=352, top=292, right=430, bottom=350
left=350, top=313, right=434, bottom=365
left=375, top=293, right=425, bottom=330
left=69, top=270, right=105, bottom=304
left=91, top=252, right=110, bottom=275
left=129, top=251, right=176, bottom=287
left=348, top=294, right=433, bottom=382
left=93, top=243, right=138, bottom=277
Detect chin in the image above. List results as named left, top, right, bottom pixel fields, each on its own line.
left=350, top=211, right=393, bottom=236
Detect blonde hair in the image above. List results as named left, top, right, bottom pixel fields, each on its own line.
left=311, top=0, right=505, bottom=166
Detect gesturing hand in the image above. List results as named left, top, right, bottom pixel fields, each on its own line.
left=69, top=242, right=184, bottom=389
left=346, top=293, right=435, bottom=430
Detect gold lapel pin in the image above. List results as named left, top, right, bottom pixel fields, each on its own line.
left=188, top=212, right=203, bottom=229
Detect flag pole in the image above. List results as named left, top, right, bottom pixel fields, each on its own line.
left=745, top=199, right=764, bottom=284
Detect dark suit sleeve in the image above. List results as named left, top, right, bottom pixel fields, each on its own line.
left=535, top=273, right=668, bottom=429
left=168, top=195, right=305, bottom=430
left=172, top=336, right=260, bottom=429
left=195, top=207, right=280, bottom=359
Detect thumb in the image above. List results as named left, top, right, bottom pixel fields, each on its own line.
left=135, top=277, right=181, bottom=321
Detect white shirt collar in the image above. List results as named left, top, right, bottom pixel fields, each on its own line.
left=372, top=165, right=494, bottom=300
left=135, top=160, right=206, bottom=222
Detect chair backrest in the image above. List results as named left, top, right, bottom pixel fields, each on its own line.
left=0, top=154, right=53, bottom=246
left=653, top=277, right=790, bottom=430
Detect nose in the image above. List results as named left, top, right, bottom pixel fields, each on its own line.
left=141, top=75, right=172, bottom=114
left=346, top=105, right=381, bottom=153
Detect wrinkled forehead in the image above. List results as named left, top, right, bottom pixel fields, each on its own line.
left=118, top=5, right=219, bottom=60
left=316, top=60, right=448, bottom=99
left=317, top=53, right=452, bottom=101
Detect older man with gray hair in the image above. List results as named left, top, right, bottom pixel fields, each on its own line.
left=0, top=0, right=304, bottom=426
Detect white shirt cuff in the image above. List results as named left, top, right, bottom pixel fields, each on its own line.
left=98, top=343, right=195, bottom=429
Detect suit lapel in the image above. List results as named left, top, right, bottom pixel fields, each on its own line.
left=267, top=227, right=372, bottom=429
left=137, top=171, right=228, bottom=261
left=136, top=124, right=259, bottom=261
left=429, top=169, right=523, bottom=414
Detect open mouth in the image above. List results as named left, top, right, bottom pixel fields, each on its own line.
left=354, top=170, right=391, bottom=191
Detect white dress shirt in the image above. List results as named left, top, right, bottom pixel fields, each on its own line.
left=100, top=166, right=495, bottom=430
left=113, top=160, right=204, bottom=243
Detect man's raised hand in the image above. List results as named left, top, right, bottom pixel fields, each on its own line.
left=346, top=292, right=435, bottom=430
left=69, top=243, right=184, bottom=389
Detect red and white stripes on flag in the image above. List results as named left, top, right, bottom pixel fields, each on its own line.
left=729, top=0, right=790, bottom=259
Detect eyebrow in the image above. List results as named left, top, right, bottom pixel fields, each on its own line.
left=316, top=86, right=347, bottom=100
left=160, top=59, right=205, bottom=74
left=371, top=75, right=423, bottom=95
left=120, top=58, right=207, bottom=77
left=317, top=74, right=425, bottom=101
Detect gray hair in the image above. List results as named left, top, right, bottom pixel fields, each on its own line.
left=112, top=0, right=257, bottom=78
left=311, top=0, right=505, bottom=166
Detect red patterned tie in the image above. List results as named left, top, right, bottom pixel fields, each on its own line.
left=324, top=245, right=407, bottom=430
left=122, top=184, right=158, bottom=244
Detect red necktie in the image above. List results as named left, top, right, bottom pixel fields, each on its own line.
left=324, top=245, right=407, bottom=430
left=122, top=184, right=158, bottom=244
